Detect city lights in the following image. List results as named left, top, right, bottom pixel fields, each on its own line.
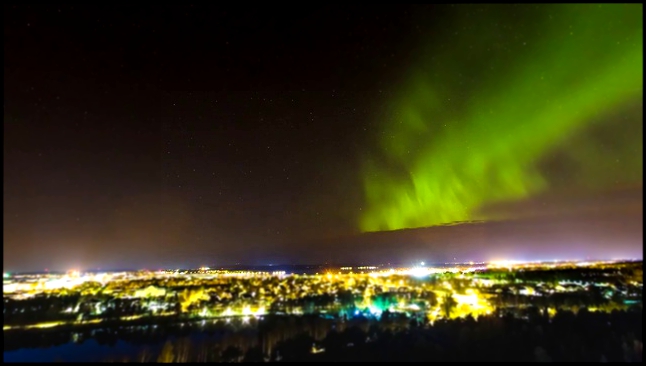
left=3, top=259, right=639, bottom=333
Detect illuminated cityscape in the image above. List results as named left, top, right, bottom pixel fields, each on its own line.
left=4, top=259, right=642, bottom=361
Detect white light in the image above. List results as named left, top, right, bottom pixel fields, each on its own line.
left=409, top=267, right=429, bottom=278
left=420, top=262, right=425, bottom=266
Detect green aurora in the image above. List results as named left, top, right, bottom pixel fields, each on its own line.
left=361, top=4, right=643, bottom=232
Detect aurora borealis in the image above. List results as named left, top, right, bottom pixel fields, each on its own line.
left=360, top=4, right=643, bottom=232
left=4, top=4, right=643, bottom=271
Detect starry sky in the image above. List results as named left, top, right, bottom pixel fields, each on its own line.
left=4, top=4, right=643, bottom=271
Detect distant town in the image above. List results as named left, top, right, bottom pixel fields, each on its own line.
left=4, top=259, right=642, bottom=361
left=4, top=259, right=642, bottom=329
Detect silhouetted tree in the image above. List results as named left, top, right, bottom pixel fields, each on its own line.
left=441, top=294, right=458, bottom=319
left=242, top=346, right=265, bottom=362
left=221, top=345, right=242, bottom=362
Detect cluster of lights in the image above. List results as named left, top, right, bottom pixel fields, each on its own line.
left=340, top=266, right=377, bottom=271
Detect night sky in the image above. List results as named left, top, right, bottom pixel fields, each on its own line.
left=4, top=4, right=643, bottom=271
